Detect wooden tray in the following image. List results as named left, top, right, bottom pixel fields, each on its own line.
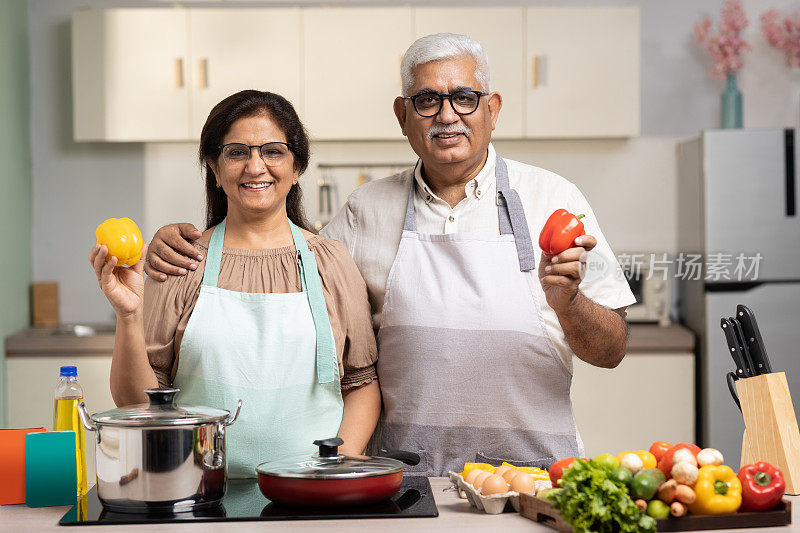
left=519, top=493, right=792, bottom=531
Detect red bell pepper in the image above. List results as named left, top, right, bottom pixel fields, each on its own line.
left=658, top=443, right=701, bottom=479
left=538, top=209, right=586, bottom=257
left=737, top=462, right=785, bottom=511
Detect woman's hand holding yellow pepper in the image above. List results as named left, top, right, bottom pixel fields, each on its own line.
left=89, top=241, right=148, bottom=319
left=689, top=465, right=742, bottom=515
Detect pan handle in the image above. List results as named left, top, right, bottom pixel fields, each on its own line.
left=379, top=450, right=420, bottom=466
left=225, top=400, right=242, bottom=426
left=77, top=401, right=97, bottom=431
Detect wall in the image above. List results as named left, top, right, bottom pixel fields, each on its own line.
left=1, top=0, right=32, bottom=427
left=29, top=0, right=145, bottom=324
left=29, top=0, right=800, bottom=323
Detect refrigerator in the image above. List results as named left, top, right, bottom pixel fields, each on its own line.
left=678, top=129, right=800, bottom=468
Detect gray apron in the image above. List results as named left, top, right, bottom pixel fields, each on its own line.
left=376, top=154, right=580, bottom=476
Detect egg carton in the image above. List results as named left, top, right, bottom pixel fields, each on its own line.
left=447, top=471, right=552, bottom=515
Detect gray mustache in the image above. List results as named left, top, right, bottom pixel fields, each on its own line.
left=427, top=124, right=472, bottom=140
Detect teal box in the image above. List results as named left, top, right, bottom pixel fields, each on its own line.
left=25, top=431, right=77, bottom=507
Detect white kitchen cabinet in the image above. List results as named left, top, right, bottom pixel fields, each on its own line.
left=72, top=9, right=191, bottom=141
left=413, top=8, right=525, bottom=139
left=188, top=9, right=302, bottom=136
left=525, top=6, right=640, bottom=138
left=571, top=352, right=695, bottom=457
left=73, top=6, right=641, bottom=142
left=302, top=8, right=413, bottom=140
left=73, top=8, right=302, bottom=142
left=5, top=356, right=115, bottom=487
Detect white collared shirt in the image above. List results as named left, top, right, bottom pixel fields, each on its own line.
left=321, top=143, right=636, bottom=372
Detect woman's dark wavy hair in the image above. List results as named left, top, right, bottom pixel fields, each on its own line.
left=199, top=90, right=312, bottom=231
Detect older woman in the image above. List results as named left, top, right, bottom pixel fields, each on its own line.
left=89, top=90, right=380, bottom=477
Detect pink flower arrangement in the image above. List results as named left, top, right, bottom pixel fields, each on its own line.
left=762, top=8, right=800, bottom=68
left=694, top=0, right=751, bottom=79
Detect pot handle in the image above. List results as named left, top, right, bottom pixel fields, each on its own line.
left=77, top=401, right=98, bottom=431
left=225, top=400, right=242, bottom=426
left=379, top=450, right=420, bottom=466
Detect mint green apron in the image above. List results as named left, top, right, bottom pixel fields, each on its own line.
left=174, top=219, right=343, bottom=478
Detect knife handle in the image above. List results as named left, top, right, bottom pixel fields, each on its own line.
left=736, top=304, right=773, bottom=374
left=731, top=317, right=756, bottom=377
left=721, top=318, right=749, bottom=378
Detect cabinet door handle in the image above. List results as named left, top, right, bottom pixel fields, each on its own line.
left=199, top=58, right=208, bottom=89
left=532, top=55, right=548, bottom=88
left=175, top=58, right=185, bottom=89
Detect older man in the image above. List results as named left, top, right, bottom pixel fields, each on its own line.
left=145, top=33, right=634, bottom=476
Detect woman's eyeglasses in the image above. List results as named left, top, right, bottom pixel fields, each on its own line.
left=219, top=142, right=292, bottom=166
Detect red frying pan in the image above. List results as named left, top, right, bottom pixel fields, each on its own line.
left=256, top=438, right=420, bottom=507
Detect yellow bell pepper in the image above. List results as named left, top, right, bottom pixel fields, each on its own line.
left=501, top=462, right=549, bottom=480
left=689, top=465, right=742, bottom=515
left=95, top=217, right=144, bottom=267
left=457, top=462, right=495, bottom=478
left=616, top=450, right=657, bottom=470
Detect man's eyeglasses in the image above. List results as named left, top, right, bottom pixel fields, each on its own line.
left=403, top=90, right=488, bottom=118
left=219, top=142, right=292, bottom=166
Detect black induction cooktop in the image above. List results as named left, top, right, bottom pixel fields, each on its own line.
left=59, top=475, right=438, bottom=525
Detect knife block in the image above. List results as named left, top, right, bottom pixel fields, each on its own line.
left=736, top=372, right=800, bottom=494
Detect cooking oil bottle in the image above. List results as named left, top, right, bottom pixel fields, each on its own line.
left=53, top=365, right=87, bottom=497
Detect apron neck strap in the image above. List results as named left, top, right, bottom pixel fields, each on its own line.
left=495, top=155, right=536, bottom=271
left=403, top=160, right=421, bottom=232
left=289, top=221, right=337, bottom=384
left=289, top=221, right=309, bottom=292
left=202, top=219, right=226, bottom=288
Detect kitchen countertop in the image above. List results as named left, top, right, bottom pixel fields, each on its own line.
left=5, top=323, right=694, bottom=356
left=5, top=324, right=115, bottom=355
left=626, top=323, right=695, bottom=353
left=1, top=478, right=794, bottom=532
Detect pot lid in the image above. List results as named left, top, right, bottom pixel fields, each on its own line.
left=91, top=388, right=231, bottom=427
left=256, top=438, right=405, bottom=479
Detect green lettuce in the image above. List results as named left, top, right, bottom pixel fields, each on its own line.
left=549, top=459, right=657, bottom=533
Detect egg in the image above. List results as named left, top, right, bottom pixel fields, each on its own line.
left=510, top=472, right=536, bottom=493
left=472, top=470, right=492, bottom=489
left=494, top=465, right=513, bottom=479
left=501, top=468, right=519, bottom=482
left=480, top=474, right=509, bottom=495
left=464, top=469, right=483, bottom=485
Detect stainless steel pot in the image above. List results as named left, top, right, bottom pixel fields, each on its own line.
left=77, top=388, right=241, bottom=513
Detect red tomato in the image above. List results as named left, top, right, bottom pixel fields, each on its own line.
left=649, top=441, right=673, bottom=463
left=658, top=443, right=701, bottom=479
left=549, top=457, right=577, bottom=486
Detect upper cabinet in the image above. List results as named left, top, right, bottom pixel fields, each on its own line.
left=525, top=6, right=640, bottom=138
left=188, top=9, right=302, bottom=136
left=72, top=8, right=302, bottom=142
left=71, top=6, right=640, bottom=142
left=72, top=9, right=191, bottom=141
left=414, top=8, right=525, bottom=139
left=302, top=8, right=412, bottom=140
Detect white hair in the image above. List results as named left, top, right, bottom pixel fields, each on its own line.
left=401, top=33, right=490, bottom=96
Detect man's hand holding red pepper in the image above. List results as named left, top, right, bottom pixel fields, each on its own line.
left=538, top=234, right=597, bottom=314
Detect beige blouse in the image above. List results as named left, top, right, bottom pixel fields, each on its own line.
left=143, top=235, right=378, bottom=390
